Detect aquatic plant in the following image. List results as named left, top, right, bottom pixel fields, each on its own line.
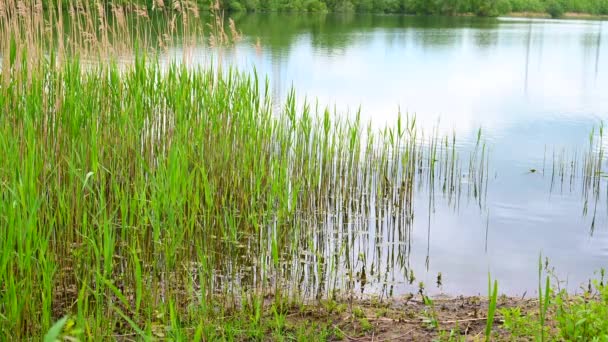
left=0, top=1, right=490, bottom=339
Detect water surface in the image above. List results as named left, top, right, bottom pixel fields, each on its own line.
left=207, top=14, right=608, bottom=296
left=106, top=14, right=608, bottom=296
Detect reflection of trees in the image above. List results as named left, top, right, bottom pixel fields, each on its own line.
left=231, top=13, right=500, bottom=55
left=524, top=22, right=532, bottom=95
left=595, top=22, right=603, bottom=81
left=473, top=28, right=499, bottom=47
left=578, top=21, right=604, bottom=85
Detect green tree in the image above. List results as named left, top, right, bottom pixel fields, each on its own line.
left=471, top=0, right=501, bottom=16
left=546, top=0, right=565, bottom=17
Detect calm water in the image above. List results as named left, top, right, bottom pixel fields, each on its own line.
left=215, top=14, right=608, bottom=296
left=94, top=14, right=608, bottom=296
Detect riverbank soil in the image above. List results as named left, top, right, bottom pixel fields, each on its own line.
left=275, top=295, right=542, bottom=341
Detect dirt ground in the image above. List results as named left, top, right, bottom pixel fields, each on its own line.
left=286, top=295, right=541, bottom=341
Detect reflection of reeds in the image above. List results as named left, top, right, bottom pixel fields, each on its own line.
left=0, top=2, right=490, bottom=339
left=546, top=123, right=608, bottom=234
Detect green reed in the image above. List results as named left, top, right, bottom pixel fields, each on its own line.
left=546, top=122, right=607, bottom=234
left=0, top=1, right=490, bottom=339
left=0, top=59, right=490, bottom=339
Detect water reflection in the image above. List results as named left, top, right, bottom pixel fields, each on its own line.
left=595, top=21, right=603, bottom=81
left=6, top=12, right=607, bottom=297
left=216, top=15, right=607, bottom=137
left=157, top=14, right=608, bottom=296
left=219, top=14, right=607, bottom=296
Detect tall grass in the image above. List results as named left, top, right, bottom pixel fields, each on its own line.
left=545, top=122, right=607, bottom=234
left=485, top=273, right=498, bottom=341
left=0, top=1, right=488, bottom=339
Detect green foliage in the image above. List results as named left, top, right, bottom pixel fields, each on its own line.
left=438, top=328, right=467, bottom=341
left=334, top=0, right=356, bottom=11
left=601, top=0, right=608, bottom=14
left=509, top=0, right=545, bottom=11
left=402, top=0, right=429, bottom=14
left=43, top=317, right=68, bottom=342
left=228, top=0, right=246, bottom=11
left=242, top=0, right=261, bottom=10
left=352, top=0, right=374, bottom=11
left=306, top=0, right=329, bottom=11
left=471, top=0, right=500, bottom=16
left=496, top=0, right=513, bottom=13
left=48, top=0, right=608, bottom=15
left=485, top=274, right=498, bottom=341
left=501, top=267, right=608, bottom=341
left=359, top=317, right=373, bottom=331
left=422, top=295, right=440, bottom=329
left=3, top=1, right=608, bottom=340
left=501, top=307, right=544, bottom=338
left=546, top=0, right=565, bottom=17
left=4, top=7, right=487, bottom=337
left=384, top=0, right=402, bottom=12
left=538, top=255, right=552, bottom=342
left=555, top=278, right=608, bottom=341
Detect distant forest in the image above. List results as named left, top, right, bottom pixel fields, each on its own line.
left=205, top=0, right=608, bottom=16
left=51, top=0, right=608, bottom=17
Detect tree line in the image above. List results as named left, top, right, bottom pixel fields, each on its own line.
left=50, top=0, right=608, bottom=17
left=199, top=0, right=608, bottom=16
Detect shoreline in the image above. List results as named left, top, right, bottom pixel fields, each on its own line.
left=239, top=294, right=542, bottom=340
left=505, top=11, right=608, bottom=20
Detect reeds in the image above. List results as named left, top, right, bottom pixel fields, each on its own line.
left=0, top=1, right=489, bottom=339
left=545, top=122, right=607, bottom=234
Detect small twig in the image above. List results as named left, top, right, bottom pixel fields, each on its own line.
left=473, top=330, right=485, bottom=340
left=373, top=328, right=415, bottom=342
left=440, top=316, right=502, bottom=324
left=368, top=315, right=503, bottom=325
left=333, top=325, right=365, bottom=342
left=368, top=317, right=421, bottom=324
left=111, top=333, right=137, bottom=338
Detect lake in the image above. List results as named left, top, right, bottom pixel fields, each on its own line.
left=197, top=14, right=608, bottom=297
left=8, top=4, right=608, bottom=339
left=102, top=13, right=608, bottom=296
